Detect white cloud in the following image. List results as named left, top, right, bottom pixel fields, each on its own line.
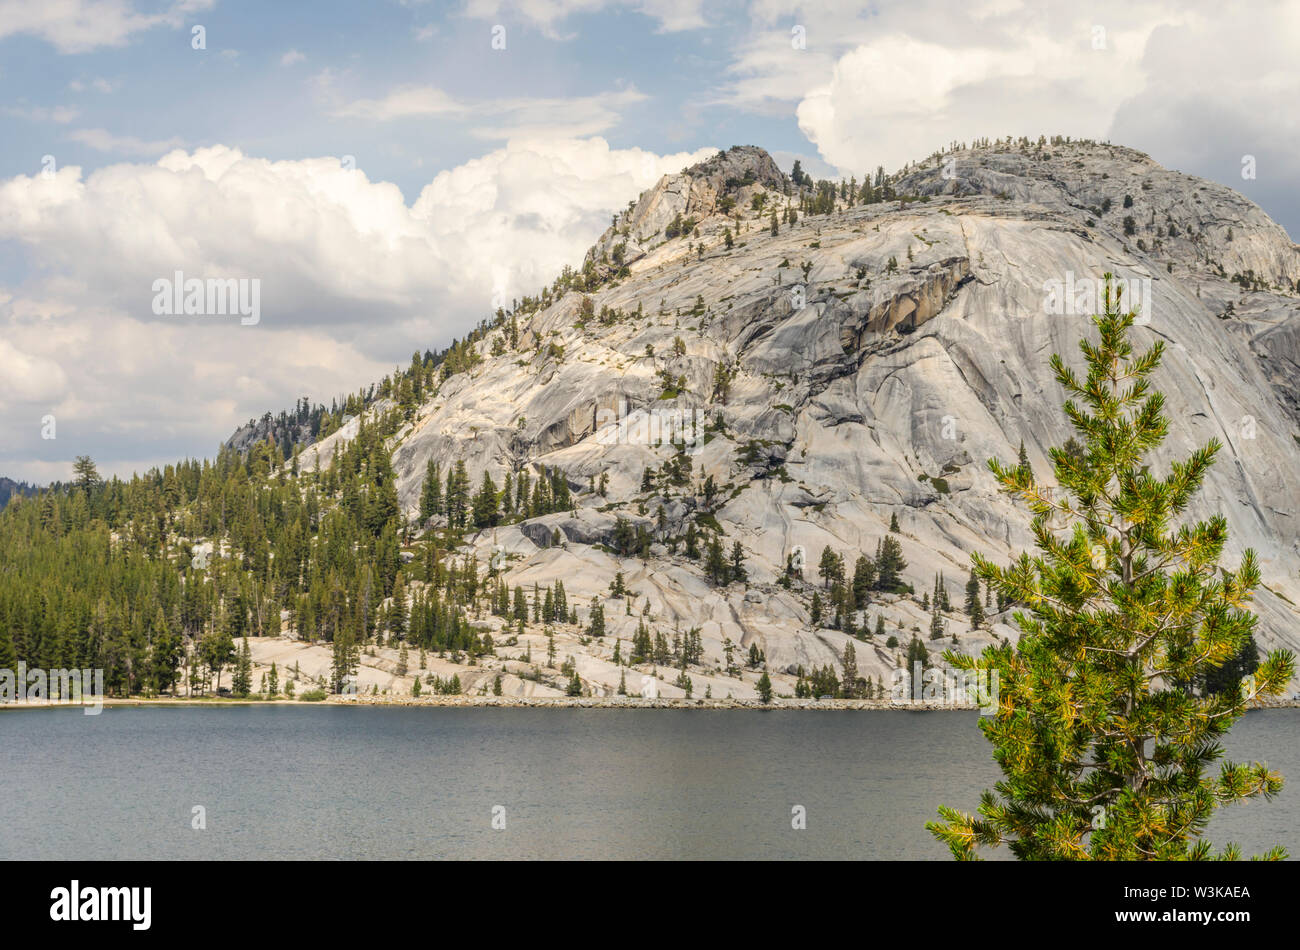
left=409, top=136, right=715, bottom=311
left=758, top=0, right=1300, bottom=241
left=325, top=79, right=646, bottom=138
left=2, top=103, right=80, bottom=123
left=331, top=84, right=467, bottom=120
left=793, top=29, right=1135, bottom=175
left=698, top=0, right=1298, bottom=192
left=326, top=81, right=645, bottom=138
left=1109, top=8, right=1300, bottom=238
left=68, top=128, right=186, bottom=155
left=768, top=149, right=836, bottom=181
left=633, top=0, right=706, bottom=32
left=0, top=137, right=715, bottom=479
left=0, top=0, right=215, bottom=54
left=0, top=336, right=68, bottom=405
left=280, top=48, right=305, bottom=66
left=467, top=88, right=647, bottom=139
left=461, top=0, right=706, bottom=34
left=69, top=77, right=116, bottom=93
left=698, top=3, right=1174, bottom=175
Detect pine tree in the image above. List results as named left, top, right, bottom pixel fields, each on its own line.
left=929, top=601, right=944, bottom=640
left=0, top=626, right=19, bottom=677
left=757, top=671, right=773, bottom=703
left=331, top=628, right=358, bottom=694
left=819, top=546, right=841, bottom=588
left=730, top=540, right=747, bottom=584
left=445, top=460, right=470, bottom=530
left=852, top=555, right=875, bottom=607
left=965, top=571, right=985, bottom=629
left=587, top=597, right=605, bottom=638
left=72, top=455, right=101, bottom=491
left=906, top=636, right=929, bottom=676
left=929, top=275, right=1295, bottom=861
left=389, top=575, right=408, bottom=640
left=841, top=642, right=858, bottom=698
left=472, top=470, right=499, bottom=528
left=874, top=536, right=908, bottom=592
left=419, top=459, right=441, bottom=524
left=1204, top=633, right=1261, bottom=695
left=705, top=534, right=727, bottom=585
left=232, top=637, right=252, bottom=697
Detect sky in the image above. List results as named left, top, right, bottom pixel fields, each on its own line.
left=1, top=0, right=1297, bottom=482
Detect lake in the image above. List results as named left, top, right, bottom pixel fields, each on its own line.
left=2, top=706, right=1297, bottom=860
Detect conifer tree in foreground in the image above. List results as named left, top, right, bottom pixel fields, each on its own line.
left=929, top=277, right=1294, bottom=860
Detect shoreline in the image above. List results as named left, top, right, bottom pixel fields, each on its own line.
left=4, top=696, right=1300, bottom=712
left=1, top=695, right=980, bottom=711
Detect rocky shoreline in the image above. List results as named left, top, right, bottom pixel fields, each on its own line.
left=6, top=695, right=1298, bottom=712
left=331, top=694, right=979, bottom=710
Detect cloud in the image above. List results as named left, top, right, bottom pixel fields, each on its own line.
left=698, top=2, right=1169, bottom=175
left=768, top=149, right=837, bottom=181
left=68, top=128, right=186, bottom=155
left=460, top=0, right=707, bottom=34
left=467, top=88, right=648, bottom=139
left=67, top=77, right=117, bottom=93
left=2, top=103, right=80, bottom=123
left=0, top=336, right=68, bottom=405
left=793, top=30, right=1126, bottom=175
left=0, top=137, right=716, bottom=480
left=755, top=1, right=1300, bottom=236
left=330, top=84, right=467, bottom=120
left=280, top=48, right=305, bottom=66
left=325, top=82, right=645, bottom=138
left=691, top=0, right=1298, bottom=242
left=462, top=0, right=712, bottom=34
left=0, top=0, right=215, bottom=54
left=1108, top=9, right=1300, bottom=239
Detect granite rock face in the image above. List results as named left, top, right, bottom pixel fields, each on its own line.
left=369, top=141, right=1300, bottom=684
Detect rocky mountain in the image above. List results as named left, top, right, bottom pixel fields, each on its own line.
left=295, top=138, right=1300, bottom=700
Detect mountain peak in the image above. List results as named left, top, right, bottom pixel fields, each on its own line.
left=681, top=144, right=787, bottom=193
left=584, top=144, right=789, bottom=273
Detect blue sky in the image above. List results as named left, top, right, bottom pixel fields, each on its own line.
left=1, top=0, right=1297, bottom=481
left=0, top=1, right=821, bottom=206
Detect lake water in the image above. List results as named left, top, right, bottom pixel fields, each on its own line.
left=2, top=706, right=1297, bottom=860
